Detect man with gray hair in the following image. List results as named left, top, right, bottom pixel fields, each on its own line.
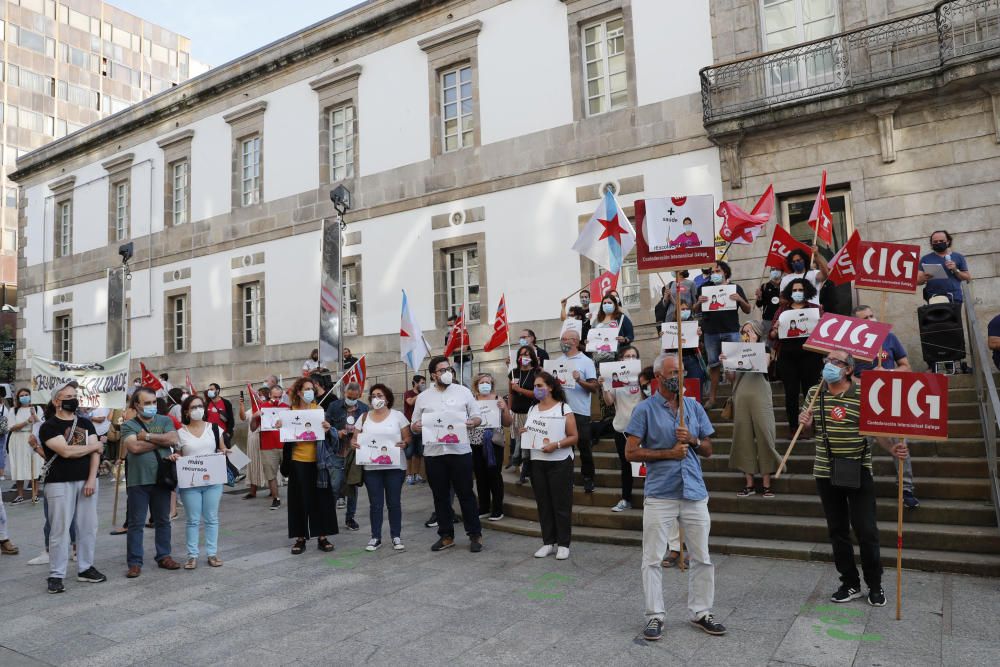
left=325, top=382, right=368, bottom=531
left=556, top=329, right=599, bottom=492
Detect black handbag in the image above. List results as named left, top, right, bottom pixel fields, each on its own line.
left=820, top=391, right=866, bottom=490
left=137, top=419, right=177, bottom=490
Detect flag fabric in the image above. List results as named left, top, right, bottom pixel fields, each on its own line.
left=483, top=294, right=509, bottom=353
left=246, top=383, right=261, bottom=414
left=826, top=230, right=862, bottom=286
left=185, top=371, right=196, bottom=395
left=589, top=270, right=619, bottom=301
left=717, top=184, right=774, bottom=245
left=765, top=225, right=813, bottom=270
left=400, top=290, right=431, bottom=371
left=342, top=355, right=367, bottom=389
left=807, top=171, right=834, bottom=246
left=443, top=306, right=470, bottom=358
left=571, top=189, right=636, bottom=274
left=139, top=363, right=163, bottom=392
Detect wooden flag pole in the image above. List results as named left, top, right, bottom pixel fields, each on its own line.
left=561, top=286, right=586, bottom=303
left=896, top=450, right=904, bottom=620
left=775, top=381, right=825, bottom=478
left=810, top=225, right=820, bottom=268
left=30, top=455, right=37, bottom=505
left=675, top=282, right=686, bottom=572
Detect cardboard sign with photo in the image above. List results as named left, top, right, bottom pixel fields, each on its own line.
left=599, top=359, right=642, bottom=391
left=777, top=308, right=820, bottom=339
left=260, top=407, right=288, bottom=432
left=278, top=409, right=326, bottom=443
left=585, top=328, right=618, bottom=354
left=660, top=321, right=700, bottom=350
left=520, top=412, right=567, bottom=451
left=700, top=284, right=737, bottom=312
left=422, top=411, right=470, bottom=445
left=560, top=318, right=583, bottom=338
left=356, top=433, right=402, bottom=466
left=543, top=360, right=576, bottom=389
left=635, top=194, right=717, bottom=272
left=476, top=400, right=502, bottom=429
left=721, top=342, right=768, bottom=373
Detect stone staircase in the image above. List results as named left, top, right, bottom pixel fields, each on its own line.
left=485, top=375, right=1000, bottom=577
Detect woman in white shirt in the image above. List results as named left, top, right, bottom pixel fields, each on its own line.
left=176, top=395, right=230, bottom=569
left=351, top=384, right=410, bottom=552
left=7, top=389, right=45, bottom=503
left=598, top=346, right=652, bottom=513
left=519, top=372, right=579, bottom=560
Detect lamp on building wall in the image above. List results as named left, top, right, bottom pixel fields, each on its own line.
left=330, top=184, right=352, bottom=229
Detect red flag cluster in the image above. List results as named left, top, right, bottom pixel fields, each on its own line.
left=483, top=295, right=509, bottom=353
left=140, top=362, right=163, bottom=392
left=717, top=185, right=774, bottom=245
left=808, top=170, right=834, bottom=246
left=443, top=306, right=472, bottom=358
left=764, top=226, right=812, bottom=270
left=342, top=355, right=367, bottom=389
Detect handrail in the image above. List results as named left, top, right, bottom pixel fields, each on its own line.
left=961, top=282, right=1000, bottom=528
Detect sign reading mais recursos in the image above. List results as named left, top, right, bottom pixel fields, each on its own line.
left=859, top=371, right=949, bottom=441
left=30, top=351, right=131, bottom=409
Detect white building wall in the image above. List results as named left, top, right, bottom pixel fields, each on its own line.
left=188, top=114, right=232, bottom=223
left=263, top=81, right=321, bottom=202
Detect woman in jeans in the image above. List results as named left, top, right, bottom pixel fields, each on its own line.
left=769, top=278, right=824, bottom=439
left=351, top=384, right=410, bottom=552
left=508, top=344, right=540, bottom=484
left=520, top=372, right=579, bottom=561
left=470, top=372, right=512, bottom=522
left=176, top=395, right=230, bottom=569
left=598, top=346, right=651, bottom=512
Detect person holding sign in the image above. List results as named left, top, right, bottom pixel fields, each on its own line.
left=280, top=378, right=336, bottom=555
left=798, top=351, right=908, bottom=606
left=916, top=230, right=970, bottom=303
left=769, top=279, right=824, bottom=439
left=509, top=345, right=542, bottom=483
left=176, top=395, right=229, bottom=569
left=723, top=321, right=781, bottom=498
left=470, top=373, right=512, bottom=522
left=243, top=385, right=286, bottom=510
left=599, top=347, right=647, bottom=512
left=351, top=384, right=410, bottom=552
left=556, top=331, right=599, bottom=493
left=625, top=355, right=725, bottom=640
left=695, top=261, right=751, bottom=410
left=590, top=295, right=633, bottom=364
left=520, top=372, right=579, bottom=560
left=780, top=247, right=828, bottom=305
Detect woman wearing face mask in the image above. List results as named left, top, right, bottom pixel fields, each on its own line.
left=203, top=384, right=234, bottom=448
left=724, top=321, right=781, bottom=497
left=7, top=388, right=45, bottom=504
left=352, top=384, right=410, bottom=552
left=176, top=395, right=230, bottom=568
left=508, top=345, right=541, bottom=482
left=779, top=248, right=828, bottom=305
left=654, top=271, right=694, bottom=328
left=518, top=329, right=549, bottom=363
left=470, top=373, right=513, bottom=521
left=599, top=347, right=645, bottom=512
left=756, top=268, right=784, bottom=340
left=592, top=295, right=634, bottom=363
left=520, top=372, right=579, bottom=560
left=769, top=278, right=823, bottom=438
left=279, top=377, right=336, bottom=554
left=695, top=261, right=751, bottom=409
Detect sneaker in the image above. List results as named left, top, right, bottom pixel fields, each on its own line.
left=470, top=536, right=483, bottom=553
left=556, top=546, right=570, bottom=560
left=831, top=584, right=864, bottom=603
left=690, top=614, right=727, bottom=635
left=488, top=512, right=504, bottom=522
left=270, top=498, right=281, bottom=510
left=902, top=490, right=920, bottom=509
left=534, top=544, right=554, bottom=558
left=27, top=551, right=49, bottom=566
left=479, top=511, right=491, bottom=518
left=431, top=537, right=454, bottom=551
left=611, top=499, right=631, bottom=512
left=424, top=513, right=438, bottom=528
left=47, top=577, right=65, bottom=594
left=867, top=587, right=886, bottom=607
left=736, top=486, right=755, bottom=497
left=642, top=618, right=663, bottom=641
left=346, top=518, right=360, bottom=531
left=365, top=538, right=381, bottom=552
left=76, top=566, right=107, bottom=583
left=583, top=477, right=595, bottom=493
left=414, top=474, right=425, bottom=484
left=406, top=475, right=415, bottom=486
left=392, top=537, right=405, bottom=551
left=336, top=498, right=346, bottom=509
left=11, top=496, right=24, bottom=505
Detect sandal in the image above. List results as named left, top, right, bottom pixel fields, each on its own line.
left=291, top=538, right=307, bottom=555
left=207, top=555, right=223, bottom=567
left=183, top=558, right=197, bottom=570
left=243, top=492, right=256, bottom=500
left=317, top=537, right=335, bottom=553
left=761, top=487, right=775, bottom=498
left=661, top=551, right=680, bottom=568
left=736, top=486, right=756, bottom=497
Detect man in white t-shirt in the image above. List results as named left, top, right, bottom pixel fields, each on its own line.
left=779, top=247, right=829, bottom=306
left=302, top=348, right=320, bottom=374
left=555, top=330, right=599, bottom=493
left=411, top=355, right=483, bottom=553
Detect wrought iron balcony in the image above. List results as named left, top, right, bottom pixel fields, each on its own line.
left=700, top=0, right=1000, bottom=125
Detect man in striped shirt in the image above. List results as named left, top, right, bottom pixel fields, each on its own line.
left=799, top=350, right=908, bottom=608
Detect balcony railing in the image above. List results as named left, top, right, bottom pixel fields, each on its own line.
left=701, top=0, right=1000, bottom=124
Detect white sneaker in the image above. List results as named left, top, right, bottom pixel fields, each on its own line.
left=392, top=537, right=405, bottom=551
left=556, top=547, right=570, bottom=560
left=534, top=544, right=554, bottom=558
left=611, top=499, right=631, bottom=512
left=365, top=538, right=381, bottom=552
left=27, top=551, right=49, bottom=566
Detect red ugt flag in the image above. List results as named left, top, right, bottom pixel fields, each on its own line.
left=246, top=383, right=262, bottom=414
left=808, top=170, right=834, bottom=246
left=589, top=270, right=619, bottom=301
left=826, top=230, right=862, bottom=286
left=483, top=295, right=509, bottom=353
left=717, top=184, right=774, bottom=244
left=343, top=355, right=367, bottom=389
left=765, top=225, right=812, bottom=270
left=443, top=306, right=470, bottom=358
left=140, top=362, right=163, bottom=392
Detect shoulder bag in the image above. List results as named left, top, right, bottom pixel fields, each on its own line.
left=820, top=391, right=866, bottom=490
left=138, top=419, right=177, bottom=490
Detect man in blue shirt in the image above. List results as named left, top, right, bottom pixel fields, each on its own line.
left=626, top=354, right=726, bottom=641
left=916, top=230, right=971, bottom=303
left=556, top=330, right=599, bottom=492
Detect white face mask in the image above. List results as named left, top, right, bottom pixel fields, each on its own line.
left=189, top=407, right=205, bottom=422
left=371, top=397, right=386, bottom=410
left=438, top=371, right=454, bottom=386
left=478, top=383, right=492, bottom=395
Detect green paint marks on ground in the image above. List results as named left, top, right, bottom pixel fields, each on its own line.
left=324, top=548, right=371, bottom=569
left=524, top=573, right=575, bottom=601
left=803, top=604, right=882, bottom=642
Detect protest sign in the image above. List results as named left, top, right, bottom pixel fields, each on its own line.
left=278, top=409, right=326, bottom=443
left=630, top=461, right=648, bottom=478
left=660, top=322, right=699, bottom=350
left=260, top=407, right=288, bottom=432
left=356, top=433, right=402, bottom=466
left=520, top=411, right=567, bottom=451
left=476, top=400, right=502, bottom=429
left=635, top=195, right=716, bottom=272
left=721, top=342, right=767, bottom=373
left=778, top=308, right=820, bottom=339
left=177, top=453, right=227, bottom=489
left=30, top=351, right=131, bottom=409
left=227, top=446, right=251, bottom=472
left=859, top=371, right=949, bottom=441
left=544, top=360, right=576, bottom=389
left=804, top=313, right=893, bottom=362
left=700, top=284, right=737, bottom=312
left=856, top=241, right=921, bottom=293
left=422, top=412, right=470, bottom=445
left=599, top=359, right=642, bottom=391
left=560, top=318, right=583, bottom=338
left=585, top=328, right=618, bottom=354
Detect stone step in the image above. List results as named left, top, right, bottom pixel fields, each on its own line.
left=498, top=495, right=1000, bottom=555
left=482, top=517, right=1000, bottom=577
left=586, top=437, right=993, bottom=458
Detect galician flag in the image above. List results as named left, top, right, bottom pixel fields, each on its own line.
left=400, top=290, right=431, bottom=371
left=572, top=189, right=636, bottom=274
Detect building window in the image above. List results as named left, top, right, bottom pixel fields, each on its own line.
left=56, top=200, right=72, bottom=257
left=158, top=130, right=194, bottom=227
left=170, top=295, right=186, bottom=352
left=54, top=314, right=72, bottom=362
left=172, top=161, right=188, bottom=225
left=760, top=0, right=839, bottom=88
left=582, top=16, right=627, bottom=116
left=240, top=136, right=261, bottom=206
left=342, top=264, right=359, bottom=336
left=241, top=282, right=261, bottom=345
left=114, top=182, right=128, bottom=240
left=329, top=105, right=355, bottom=181
left=2, top=228, right=16, bottom=253
left=4, top=187, right=16, bottom=208
left=445, top=245, right=480, bottom=322
left=440, top=65, right=474, bottom=153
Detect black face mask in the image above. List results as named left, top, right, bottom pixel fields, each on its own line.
left=61, top=399, right=79, bottom=413
left=931, top=241, right=948, bottom=253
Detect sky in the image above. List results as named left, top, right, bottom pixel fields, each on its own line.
left=110, top=0, right=366, bottom=68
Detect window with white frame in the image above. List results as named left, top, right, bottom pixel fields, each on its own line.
left=440, top=65, right=473, bottom=152
left=760, top=0, right=839, bottom=88
left=329, top=105, right=355, bottom=181
left=55, top=314, right=71, bottom=361
left=342, top=264, right=359, bottom=335
left=240, top=136, right=261, bottom=206
left=172, top=161, right=188, bottom=225
left=2, top=228, right=16, bottom=253
left=445, top=245, right=480, bottom=322
left=582, top=15, right=627, bottom=117
left=57, top=200, right=72, bottom=257
left=114, top=181, right=128, bottom=240
left=171, top=295, right=186, bottom=352
left=619, top=253, right=640, bottom=310
left=241, top=282, right=261, bottom=345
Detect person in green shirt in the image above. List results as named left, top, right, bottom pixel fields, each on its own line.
left=121, top=387, right=180, bottom=578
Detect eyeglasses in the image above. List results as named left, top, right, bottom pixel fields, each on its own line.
left=823, top=357, right=849, bottom=368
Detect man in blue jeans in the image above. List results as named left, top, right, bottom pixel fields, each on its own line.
left=326, top=382, right=368, bottom=531
left=120, top=387, right=180, bottom=578
left=695, top=261, right=751, bottom=410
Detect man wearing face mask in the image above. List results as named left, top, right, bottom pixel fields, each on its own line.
left=411, top=356, right=484, bottom=552
left=326, top=382, right=368, bottom=531
left=556, top=331, right=599, bottom=493
left=203, top=384, right=234, bottom=448
left=780, top=248, right=828, bottom=305
left=120, top=387, right=181, bottom=578
left=625, top=355, right=725, bottom=640
left=518, top=329, right=549, bottom=363
left=916, top=230, right=971, bottom=303
left=799, top=350, right=908, bottom=607
left=403, top=375, right=426, bottom=485
left=756, top=268, right=784, bottom=338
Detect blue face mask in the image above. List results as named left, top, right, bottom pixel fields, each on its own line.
left=518, top=337, right=528, bottom=346
left=710, top=273, right=723, bottom=284
left=791, top=291, right=805, bottom=303
left=602, top=303, right=614, bottom=314
left=791, top=260, right=806, bottom=273
left=303, top=390, right=315, bottom=403
left=821, top=363, right=844, bottom=384
left=680, top=310, right=691, bottom=320
left=18, top=395, right=30, bottom=405
left=142, top=405, right=158, bottom=419
left=769, top=269, right=782, bottom=281
left=207, top=390, right=217, bottom=399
